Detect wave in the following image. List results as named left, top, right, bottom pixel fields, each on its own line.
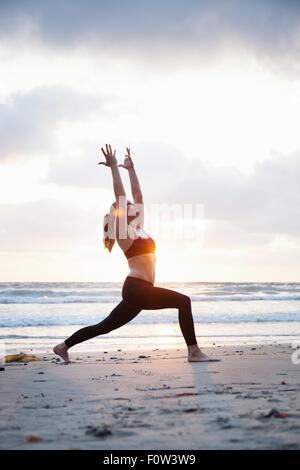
left=1, top=282, right=300, bottom=305
left=0, top=296, right=120, bottom=304
left=1, top=315, right=300, bottom=328
left=2, top=292, right=300, bottom=304
left=190, top=294, right=300, bottom=302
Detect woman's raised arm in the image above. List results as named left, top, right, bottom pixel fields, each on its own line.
left=118, top=147, right=143, bottom=204
left=99, top=143, right=126, bottom=201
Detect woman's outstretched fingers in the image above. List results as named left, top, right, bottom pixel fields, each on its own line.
left=101, top=146, right=108, bottom=157
left=108, top=144, right=115, bottom=157
left=99, top=143, right=117, bottom=167
left=99, top=146, right=108, bottom=165
left=118, top=149, right=134, bottom=170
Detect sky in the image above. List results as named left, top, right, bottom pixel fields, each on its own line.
left=1, top=0, right=300, bottom=282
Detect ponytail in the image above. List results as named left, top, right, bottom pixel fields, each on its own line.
left=103, top=208, right=116, bottom=253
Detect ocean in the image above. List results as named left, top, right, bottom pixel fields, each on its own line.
left=1, top=282, right=300, bottom=354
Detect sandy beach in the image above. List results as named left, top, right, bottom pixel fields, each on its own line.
left=0, top=344, right=299, bottom=450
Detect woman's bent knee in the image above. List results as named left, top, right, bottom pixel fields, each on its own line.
left=179, top=294, right=191, bottom=308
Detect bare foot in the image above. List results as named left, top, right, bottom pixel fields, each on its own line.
left=53, top=342, right=70, bottom=364
left=188, top=345, right=220, bottom=363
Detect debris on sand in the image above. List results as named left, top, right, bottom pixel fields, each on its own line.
left=183, top=407, right=199, bottom=413
left=24, top=434, right=42, bottom=443
left=5, top=353, right=41, bottom=363
left=86, top=425, right=112, bottom=438
left=259, top=408, right=289, bottom=419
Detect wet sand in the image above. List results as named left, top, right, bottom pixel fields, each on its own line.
left=0, top=344, right=300, bottom=449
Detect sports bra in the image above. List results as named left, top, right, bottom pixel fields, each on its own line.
left=124, top=234, right=156, bottom=259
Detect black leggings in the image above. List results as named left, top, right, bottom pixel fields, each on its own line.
left=65, top=276, right=197, bottom=348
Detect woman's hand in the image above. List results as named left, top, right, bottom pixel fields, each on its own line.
left=118, top=147, right=134, bottom=170
left=98, top=144, right=117, bottom=167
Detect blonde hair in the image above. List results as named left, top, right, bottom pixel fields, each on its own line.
left=103, top=204, right=116, bottom=253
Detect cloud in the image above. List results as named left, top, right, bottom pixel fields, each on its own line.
left=0, top=86, right=104, bottom=161
left=1, top=0, right=299, bottom=65
left=161, top=151, right=300, bottom=238
left=0, top=198, right=98, bottom=251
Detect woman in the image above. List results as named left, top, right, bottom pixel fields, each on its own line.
left=53, top=144, right=219, bottom=364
